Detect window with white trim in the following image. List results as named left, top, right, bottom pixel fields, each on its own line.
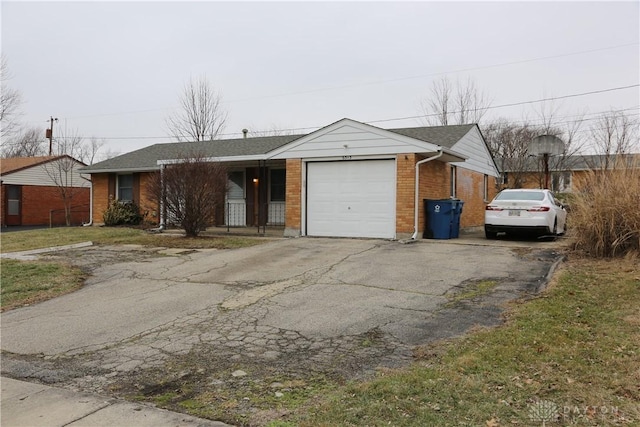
left=450, top=166, right=457, bottom=198
left=228, top=171, right=244, bottom=199
left=483, top=174, right=489, bottom=201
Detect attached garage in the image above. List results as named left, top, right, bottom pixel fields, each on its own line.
left=306, top=159, right=396, bottom=239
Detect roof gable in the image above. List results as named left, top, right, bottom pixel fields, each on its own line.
left=1, top=155, right=84, bottom=176
left=268, top=118, right=467, bottom=161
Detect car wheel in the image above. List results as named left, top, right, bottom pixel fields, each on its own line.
left=485, top=228, right=498, bottom=239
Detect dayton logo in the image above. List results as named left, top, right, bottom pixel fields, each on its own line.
left=528, top=400, right=559, bottom=426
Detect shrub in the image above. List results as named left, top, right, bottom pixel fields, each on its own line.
left=146, top=152, right=227, bottom=237
left=570, top=157, right=639, bottom=257
left=103, top=199, right=143, bottom=226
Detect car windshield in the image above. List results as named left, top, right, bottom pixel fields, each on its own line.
left=495, top=191, right=545, bottom=201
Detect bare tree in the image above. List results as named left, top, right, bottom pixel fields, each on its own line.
left=1, top=126, right=46, bottom=157
left=165, top=76, right=228, bottom=142
left=43, top=128, right=89, bottom=225
left=588, top=110, right=639, bottom=170
left=0, top=55, right=23, bottom=139
left=147, top=152, right=228, bottom=237
left=483, top=119, right=540, bottom=188
left=422, top=76, right=490, bottom=125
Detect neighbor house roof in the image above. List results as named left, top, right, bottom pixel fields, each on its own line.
left=80, top=123, right=478, bottom=174
left=1, top=155, right=67, bottom=175
left=497, top=153, right=640, bottom=173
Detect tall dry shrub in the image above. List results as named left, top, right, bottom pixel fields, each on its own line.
left=570, top=156, right=640, bottom=257
left=146, top=152, right=228, bottom=237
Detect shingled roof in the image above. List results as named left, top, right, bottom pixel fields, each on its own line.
left=81, top=123, right=477, bottom=174
left=1, top=155, right=76, bottom=175
left=81, top=134, right=303, bottom=173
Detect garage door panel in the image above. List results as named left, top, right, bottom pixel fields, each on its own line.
left=306, top=160, right=395, bottom=239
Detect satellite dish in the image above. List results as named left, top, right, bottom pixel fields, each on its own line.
left=529, top=135, right=564, bottom=156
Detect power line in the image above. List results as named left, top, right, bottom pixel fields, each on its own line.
left=21, top=42, right=638, bottom=123
left=227, top=42, right=640, bottom=103
left=365, top=84, right=640, bottom=125
left=8, top=86, right=637, bottom=143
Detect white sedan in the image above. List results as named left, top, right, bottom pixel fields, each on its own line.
left=484, top=189, right=567, bottom=239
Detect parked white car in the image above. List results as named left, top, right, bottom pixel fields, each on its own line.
left=484, top=189, right=567, bottom=239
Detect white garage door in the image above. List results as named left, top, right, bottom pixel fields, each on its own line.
left=306, top=160, right=396, bottom=238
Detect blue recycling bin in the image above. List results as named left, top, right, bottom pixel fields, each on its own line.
left=423, top=199, right=463, bottom=239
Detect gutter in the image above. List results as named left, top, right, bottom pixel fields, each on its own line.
left=411, top=149, right=444, bottom=240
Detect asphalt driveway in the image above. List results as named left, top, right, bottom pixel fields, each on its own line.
left=1, top=235, right=563, bottom=420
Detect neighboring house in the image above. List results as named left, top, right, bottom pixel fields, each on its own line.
left=499, top=154, right=640, bottom=193
left=81, top=118, right=499, bottom=239
left=1, top=155, right=90, bottom=227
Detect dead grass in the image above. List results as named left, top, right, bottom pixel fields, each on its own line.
left=570, top=157, right=640, bottom=257
left=1, top=259, right=85, bottom=311
left=0, top=226, right=265, bottom=253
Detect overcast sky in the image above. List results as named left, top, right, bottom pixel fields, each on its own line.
left=2, top=1, right=639, bottom=158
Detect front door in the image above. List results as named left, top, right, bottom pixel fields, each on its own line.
left=5, top=185, right=22, bottom=226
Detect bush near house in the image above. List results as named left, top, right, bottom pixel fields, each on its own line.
left=103, top=199, right=143, bottom=226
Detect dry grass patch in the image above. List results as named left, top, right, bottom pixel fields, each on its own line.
left=0, top=226, right=264, bottom=253
left=1, top=259, right=85, bottom=311
left=570, top=157, right=640, bottom=257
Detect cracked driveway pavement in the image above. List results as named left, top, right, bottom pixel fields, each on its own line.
left=2, top=237, right=560, bottom=400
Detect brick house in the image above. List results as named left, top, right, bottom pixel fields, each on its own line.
left=498, top=153, right=640, bottom=193
left=81, top=118, right=499, bottom=239
left=1, top=155, right=90, bottom=227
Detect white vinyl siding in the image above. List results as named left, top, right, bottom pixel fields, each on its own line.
left=270, top=121, right=442, bottom=160
left=449, top=127, right=500, bottom=177
left=1, top=159, right=89, bottom=188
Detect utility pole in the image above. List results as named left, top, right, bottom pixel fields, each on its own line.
left=46, top=116, right=58, bottom=155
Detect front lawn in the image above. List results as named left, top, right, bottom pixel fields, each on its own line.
left=1, top=259, right=85, bottom=311
left=0, top=226, right=267, bottom=311
left=0, top=226, right=264, bottom=253
left=283, top=258, right=640, bottom=426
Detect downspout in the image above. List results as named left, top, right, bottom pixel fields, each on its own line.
left=411, top=149, right=444, bottom=240
left=159, top=164, right=166, bottom=231
left=81, top=174, right=93, bottom=226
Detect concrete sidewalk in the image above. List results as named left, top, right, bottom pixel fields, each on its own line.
left=1, top=377, right=230, bottom=427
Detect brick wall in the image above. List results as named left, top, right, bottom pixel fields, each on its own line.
left=395, top=154, right=416, bottom=233
left=91, top=173, right=111, bottom=224
left=137, top=172, right=160, bottom=224
left=456, top=167, right=495, bottom=228
left=284, top=159, right=302, bottom=236
left=397, top=156, right=494, bottom=235
left=91, top=172, right=161, bottom=225
left=1, top=184, right=90, bottom=226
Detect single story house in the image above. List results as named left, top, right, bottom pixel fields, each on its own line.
left=81, top=118, right=499, bottom=239
left=1, top=155, right=90, bottom=227
left=498, top=153, right=640, bottom=193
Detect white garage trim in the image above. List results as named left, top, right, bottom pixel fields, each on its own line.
left=304, top=159, right=396, bottom=239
